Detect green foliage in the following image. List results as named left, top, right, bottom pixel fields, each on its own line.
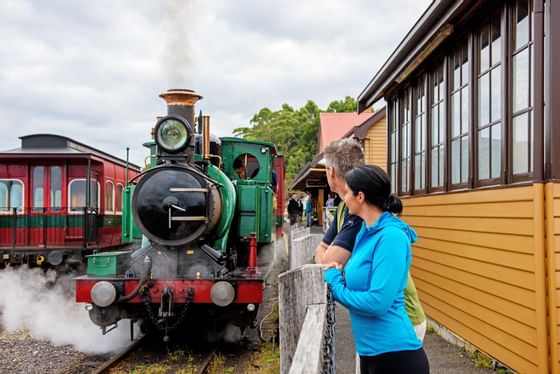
left=233, top=97, right=358, bottom=186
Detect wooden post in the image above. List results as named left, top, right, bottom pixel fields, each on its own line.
left=279, top=264, right=326, bottom=374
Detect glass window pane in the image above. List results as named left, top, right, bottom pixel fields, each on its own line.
left=480, top=25, right=490, bottom=71
left=439, top=146, right=445, bottom=186
left=513, top=48, right=530, bottom=112
left=515, top=0, right=530, bottom=49
left=50, top=166, right=61, bottom=210
left=461, top=87, right=469, bottom=133
left=415, top=117, right=423, bottom=151
left=391, top=164, right=397, bottom=194
left=0, top=182, right=7, bottom=211
left=491, top=123, right=502, bottom=179
left=431, top=106, right=439, bottom=145
left=479, top=73, right=490, bottom=126
left=33, top=167, right=44, bottom=209
left=439, top=104, right=445, bottom=141
left=70, top=180, right=86, bottom=211
left=452, top=139, right=461, bottom=184
left=461, top=49, right=469, bottom=85
left=401, top=159, right=409, bottom=192
left=415, top=155, right=421, bottom=189
left=453, top=54, right=461, bottom=90
left=491, top=16, right=502, bottom=65
left=452, top=93, right=461, bottom=137
left=91, top=181, right=99, bottom=209
left=116, top=184, right=123, bottom=212
left=479, top=128, right=490, bottom=180
left=10, top=182, right=23, bottom=212
left=461, top=136, right=469, bottom=183
left=491, top=67, right=502, bottom=122
left=431, top=148, right=439, bottom=187
left=105, top=181, right=114, bottom=212
left=513, top=113, right=529, bottom=174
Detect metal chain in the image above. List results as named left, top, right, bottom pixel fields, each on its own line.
left=322, top=285, right=336, bottom=374
left=141, top=288, right=194, bottom=332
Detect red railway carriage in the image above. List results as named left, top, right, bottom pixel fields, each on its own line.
left=0, top=134, right=141, bottom=267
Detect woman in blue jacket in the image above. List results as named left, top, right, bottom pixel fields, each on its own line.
left=323, top=165, right=429, bottom=373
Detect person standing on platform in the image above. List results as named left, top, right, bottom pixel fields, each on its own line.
left=305, top=194, right=313, bottom=227
left=287, top=195, right=299, bottom=225
left=314, top=138, right=426, bottom=342
left=324, top=165, right=429, bottom=373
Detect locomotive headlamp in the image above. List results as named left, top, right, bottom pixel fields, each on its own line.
left=90, top=281, right=117, bottom=308
left=155, top=118, right=190, bottom=153
left=210, top=281, right=235, bottom=307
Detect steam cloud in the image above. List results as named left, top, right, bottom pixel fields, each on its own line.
left=162, top=0, right=194, bottom=88
left=0, top=266, right=133, bottom=354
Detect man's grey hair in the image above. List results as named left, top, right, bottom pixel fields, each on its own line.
left=323, top=138, right=364, bottom=177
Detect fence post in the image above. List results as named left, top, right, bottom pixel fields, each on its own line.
left=279, top=264, right=326, bottom=374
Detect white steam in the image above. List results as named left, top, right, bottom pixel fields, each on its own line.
left=162, top=0, right=194, bottom=88
left=0, top=266, right=133, bottom=354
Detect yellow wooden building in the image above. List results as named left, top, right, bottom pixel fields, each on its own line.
left=357, top=0, right=559, bottom=372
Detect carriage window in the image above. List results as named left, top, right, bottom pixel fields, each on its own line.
left=50, top=166, right=62, bottom=211
left=430, top=62, right=445, bottom=189
left=0, top=180, right=23, bottom=213
left=477, top=12, right=502, bottom=182
left=233, top=153, right=260, bottom=180
left=32, top=166, right=44, bottom=209
left=414, top=75, right=427, bottom=192
left=511, top=0, right=533, bottom=177
left=69, top=179, right=99, bottom=213
left=450, top=40, right=470, bottom=186
left=105, top=181, right=114, bottom=213
left=115, top=183, right=123, bottom=213
left=400, top=87, right=412, bottom=194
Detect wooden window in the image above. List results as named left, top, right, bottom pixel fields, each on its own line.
left=414, top=75, right=428, bottom=192
left=69, top=179, right=99, bottom=213
left=389, top=98, right=399, bottom=194
left=477, top=11, right=503, bottom=184
left=105, top=180, right=114, bottom=213
left=399, top=88, right=412, bottom=194
left=511, top=0, right=533, bottom=179
left=32, top=166, right=44, bottom=209
left=50, top=166, right=62, bottom=211
left=430, top=62, right=445, bottom=190
left=450, top=40, right=470, bottom=188
left=0, top=180, right=23, bottom=213
left=115, top=183, right=124, bottom=214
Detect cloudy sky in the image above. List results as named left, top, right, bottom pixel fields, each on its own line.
left=0, top=0, right=431, bottom=166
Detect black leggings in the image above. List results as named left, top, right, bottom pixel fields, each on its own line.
left=360, top=348, right=429, bottom=374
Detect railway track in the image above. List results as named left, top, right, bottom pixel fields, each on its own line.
left=92, top=334, right=220, bottom=374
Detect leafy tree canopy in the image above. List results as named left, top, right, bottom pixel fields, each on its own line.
left=233, top=96, right=358, bottom=186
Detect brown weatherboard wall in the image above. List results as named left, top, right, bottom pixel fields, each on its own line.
left=363, top=117, right=387, bottom=171
left=400, top=184, right=553, bottom=372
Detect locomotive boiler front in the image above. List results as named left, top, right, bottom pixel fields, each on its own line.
left=132, top=165, right=222, bottom=246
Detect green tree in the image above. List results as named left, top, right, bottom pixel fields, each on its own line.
left=233, top=96, right=358, bottom=186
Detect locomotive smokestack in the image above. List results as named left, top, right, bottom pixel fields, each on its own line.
left=159, top=89, right=202, bottom=127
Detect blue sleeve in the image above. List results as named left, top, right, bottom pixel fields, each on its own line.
left=324, top=229, right=409, bottom=317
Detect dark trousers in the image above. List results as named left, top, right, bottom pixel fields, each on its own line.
left=360, top=348, right=429, bottom=374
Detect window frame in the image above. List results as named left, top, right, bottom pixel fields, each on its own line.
left=474, top=8, right=506, bottom=187
left=68, top=178, right=100, bottom=214
left=0, top=179, right=25, bottom=214
left=428, top=59, right=447, bottom=192
left=115, top=183, right=124, bottom=215
left=413, top=73, right=429, bottom=194
left=399, top=86, right=413, bottom=196
left=105, top=180, right=115, bottom=214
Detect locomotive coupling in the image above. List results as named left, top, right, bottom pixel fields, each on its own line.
left=36, top=255, right=45, bottom=266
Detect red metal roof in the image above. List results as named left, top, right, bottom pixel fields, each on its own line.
left=318, top=112, right=374, bottom=153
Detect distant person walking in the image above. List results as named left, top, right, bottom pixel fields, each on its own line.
left=325, top=193, right=335, bottom=207
left=305, top=195, right=313, bottom=227
left=287, top=195, right=299, bottom=225
left=324, top=165, right=429, bottom=374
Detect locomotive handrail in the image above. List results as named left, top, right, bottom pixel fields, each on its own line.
left=118, top=255, right=152, bottom=302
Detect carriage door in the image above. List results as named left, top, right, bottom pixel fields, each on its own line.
left=30, top=164, right=64, bottom=247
